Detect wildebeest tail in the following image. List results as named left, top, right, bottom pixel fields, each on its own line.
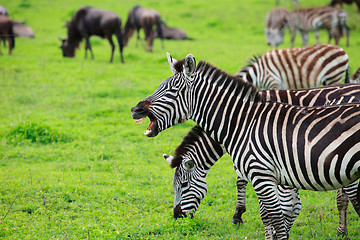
left=115, top=18, right=124, bottom=63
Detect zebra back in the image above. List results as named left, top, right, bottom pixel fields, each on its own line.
left=239, top=44, right=348, bottom=89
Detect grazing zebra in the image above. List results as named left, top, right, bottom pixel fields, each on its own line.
left=350, top=67, right=360, bottom=83
left=236, top=44, right=349, bottom=90
left=265, top=6, right=349, bottom=47
left=265, top=7, right=290, bottom=47
left=163, top=126, right=302, bottom=237
left=131, top=53, right=360, bottom=239
left=164, top=83, right=360, bottom=236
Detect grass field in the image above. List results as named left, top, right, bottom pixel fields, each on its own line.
left=0, top=0, right=360, bottom=239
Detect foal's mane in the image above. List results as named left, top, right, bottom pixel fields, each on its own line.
left=170, top=125, right=208, bottom=168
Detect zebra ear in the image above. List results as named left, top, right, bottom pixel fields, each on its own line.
left=163, top=153, right=174, bottom=165
left=184, top=159, right=195, bottom=170
left=184, top=54, right=196, bottom=77
left=167, top=52, right=178, bottom=75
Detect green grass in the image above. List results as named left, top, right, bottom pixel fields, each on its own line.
left=0, top=0, right=360, bottom=239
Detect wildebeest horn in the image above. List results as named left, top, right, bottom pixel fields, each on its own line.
left=58, top=35, right=64, bottom=41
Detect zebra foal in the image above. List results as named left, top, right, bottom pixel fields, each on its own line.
left=236, top=44, right=349, bottom=90
left=265, top=6, right=349, bottom=47
left=131, top=53, right=360, bottom=239
left=165, top=83, right=360, bottom=236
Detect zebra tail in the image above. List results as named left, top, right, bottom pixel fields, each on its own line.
left=345, top=67, right=350, bottom=83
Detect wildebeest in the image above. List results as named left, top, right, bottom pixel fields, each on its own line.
left=154, top=20, right=189, bottom=40
left=330, top=0, right=360, bottom=13
left=0, top=6, right=8, bottom=16
left=59, top=6, right=124, bottom=63
left=0, top=15, right=14, bottom=55
left=123, top=5, right=163, bottom=52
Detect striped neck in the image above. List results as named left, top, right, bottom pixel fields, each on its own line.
left=191, top=61, right=261, bottom=138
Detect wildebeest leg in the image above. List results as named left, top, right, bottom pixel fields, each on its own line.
left=85, top=37, right=94, bottom=60
left=144, top=24, right=153, bottom=52
left=232, top=178, right=247, bottom=224
left=136, top=28, right=140, bottom=47
left=336, top=188, right=349, bottom=236
left=106, top=35, right=115, bottom=63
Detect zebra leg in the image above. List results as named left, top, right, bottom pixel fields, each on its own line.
left=336, top=188, right=349, bottom=235
left=314, top=30, right=320, bottom=44
left=253, top=178, right=288, bottom=239
left=343, top=181, right=360, bottom=216
left=300, top=30, right=309, bottom=46
left=290, top=29, right=297, bottom=48
left=259, top=199, right=275, bottom=239
left=232, top=178, right=247, bottom=224
left=278, top=186, right=301, bottom=233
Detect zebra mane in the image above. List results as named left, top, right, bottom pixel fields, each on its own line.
left=196, top=60, right=260, bottom=101
left=237, top=55, right=259, bottom=78
left=170, top=125, right=206, bottom=169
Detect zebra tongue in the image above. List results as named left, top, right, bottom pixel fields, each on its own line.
left=144, top=120, right=155, bottom=136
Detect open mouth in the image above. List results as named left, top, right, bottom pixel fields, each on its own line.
left=134, top=114, right=157, bottom=137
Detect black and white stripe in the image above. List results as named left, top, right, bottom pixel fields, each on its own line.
left=164, top=83, right=360, bottom=235
left=131, top=53, right=360, bottom=239
left=236, top=44, right=349, bottom=90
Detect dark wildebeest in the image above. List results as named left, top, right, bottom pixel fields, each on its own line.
left=154, top=20, right=189, bottom=40
left=59, top=6, right=124, bottom=63
left=330, top=0, right=360, bottom=13
left=123, top=5, right=163, bottom=52
left=0, top=15, right=14, bottom=55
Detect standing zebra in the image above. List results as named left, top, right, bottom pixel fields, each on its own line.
left=236, top=44, right=349, bottom=90
left=265, top=6, right=349, bottom=47
left=164, top=83, right=360, bottom=236
left=131, top=53, right=360, bottom=239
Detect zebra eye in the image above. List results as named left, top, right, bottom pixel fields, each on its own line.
left=184, top=159, right=195, bottom=170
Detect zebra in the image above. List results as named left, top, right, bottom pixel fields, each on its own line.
left=350, top=67, right=360, bottom=84
left=265, top=7, right=290, bottom=47
left=164, top=83, right=360, bottom=236
left=236, top=44, right=349, bottom=90
left=163, top=126, right=302, bottom=238
left=265, top=7, right=349, bottom=47
left=131, top=53, right=360, bottom=239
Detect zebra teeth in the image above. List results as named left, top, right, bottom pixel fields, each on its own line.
left=135, top=116, right=146, bottom=125
left=144, top=119, right=155, bottom=136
